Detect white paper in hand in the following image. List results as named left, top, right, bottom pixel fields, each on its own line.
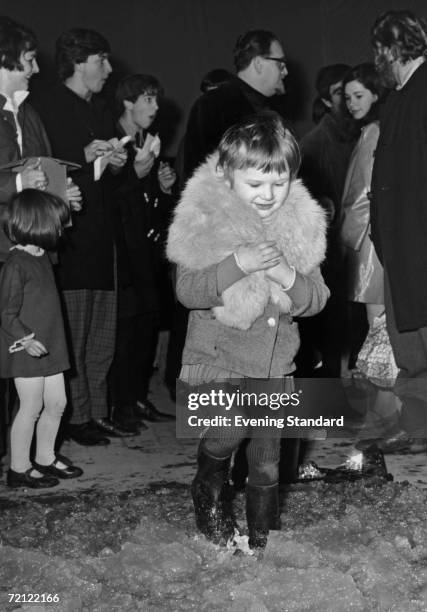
left=94, top=135, right=131, bottom=181
left=134, top=133, right=161, bottom=161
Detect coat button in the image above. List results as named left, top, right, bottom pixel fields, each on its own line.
left=267, top=317, right=276, bottom=327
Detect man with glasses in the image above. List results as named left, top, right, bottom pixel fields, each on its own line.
left=181, top=29, right=288, bottom=182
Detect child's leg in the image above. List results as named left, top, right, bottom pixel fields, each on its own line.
left=35, top=373, right=67, bottom=465
left=11, top=378, right=44, bottom=472
left=245, top=436, right=282, bottom=550
left=246, top=436, right=282, bottom=487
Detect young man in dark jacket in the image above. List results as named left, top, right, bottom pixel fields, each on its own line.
left=111, top=74, right=176, bottom=427
left=32, top=28, right=129, bottom=445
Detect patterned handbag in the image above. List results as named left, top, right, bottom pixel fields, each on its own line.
left=356, top=313, right=399, bottom=388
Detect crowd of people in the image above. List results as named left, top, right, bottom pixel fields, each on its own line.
left=0, top=8, right=427, bottom=553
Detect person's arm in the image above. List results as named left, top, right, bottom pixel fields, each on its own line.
left=0, top=174, right=18, bottom=206
left=0, top=262, right=32, bottom=346
left=286, top=266, right=330, bottom=317
left=176, top=255, right=246, bottom=310
left=0, top=104, right=51, bottom=203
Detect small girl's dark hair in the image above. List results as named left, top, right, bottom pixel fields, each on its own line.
left=5, top=189, right=70, bottom=250
left=217, top=110, right=301, bottom=180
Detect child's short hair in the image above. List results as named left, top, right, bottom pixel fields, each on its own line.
left=5, top=189, right=70, bottom=250
left=217, top=111, right=301, bottom=180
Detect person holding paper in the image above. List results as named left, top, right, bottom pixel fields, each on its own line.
left=0, top=17, right=50, bottom=261
left=110, top=74, right=176, bottom=429
left=0, top=17, right=81, bottom=463
left=32, top=28, right=129, bottom=446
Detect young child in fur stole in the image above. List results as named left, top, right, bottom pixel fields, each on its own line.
left=167, top=111, right=329, bottom=553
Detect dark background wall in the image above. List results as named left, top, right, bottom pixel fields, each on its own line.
left=2, top=0, right=427, bottom=154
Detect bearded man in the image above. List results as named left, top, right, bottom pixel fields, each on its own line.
left=370, top=10, right=427, bottom=453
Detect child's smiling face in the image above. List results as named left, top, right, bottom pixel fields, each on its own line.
left=229, top=167, right=290, bottom=218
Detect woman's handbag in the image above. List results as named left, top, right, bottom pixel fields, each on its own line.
left=356, top=313, right=399, bottom=388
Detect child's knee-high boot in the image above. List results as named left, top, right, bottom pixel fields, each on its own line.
left=191, top=444, right=235, bottom=545
left=246, top=483, right=280, bottom=551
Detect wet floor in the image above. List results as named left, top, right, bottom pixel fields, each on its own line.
left=1, top=373, right=427, bottom=610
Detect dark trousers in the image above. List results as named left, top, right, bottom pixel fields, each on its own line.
left=385, top=273, right=427, bottom=438
left=0, top=379, right=6, bottom=460
left=0, top=262, right=6, bottom=459
left=62, top=289, right=117, bottom=424
left=296, top=246, right=349, bottom=376
left=165, top=301, right=189, bottom=392
left=109, top=311, right=159, bottom=409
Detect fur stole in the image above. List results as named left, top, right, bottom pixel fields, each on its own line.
left=167, top=155, right=327, bottom=330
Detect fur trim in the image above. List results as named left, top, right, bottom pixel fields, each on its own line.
left=167, top=154, right=327, bottom=329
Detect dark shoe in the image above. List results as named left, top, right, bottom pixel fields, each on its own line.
left=92, top=417, right=135, bottom=438
left=66, top=423, right=110, bottom=446
left=406, top=438, right=427, bottom=454
left=356, top=429, right=412, bottom=454
left=136, top=399, right=176, bottom=422
left=33, top=457, right=83, bottom=479
left=7, top=467, right=59, bottom=489
left=55, top=453, right=73, bottom=466
left=191, top=446, right=235, bottom=546
left=246, top=484, right=280, bottom=551
left=111, top=405, right=144, bottom=433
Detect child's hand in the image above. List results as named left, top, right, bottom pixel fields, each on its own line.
left=236, top=241, right=281, bottom=273
left=265, top=256, right=295, bottom=287
left=23, top=337, right=48, bottom=357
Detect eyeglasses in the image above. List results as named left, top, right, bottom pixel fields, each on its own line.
left=263, top=57, right=287, bottom=71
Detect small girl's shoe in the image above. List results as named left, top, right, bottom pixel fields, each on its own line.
left=33, top=458, right=83, bottom=479
left=7, top=468, right=59, bottom=489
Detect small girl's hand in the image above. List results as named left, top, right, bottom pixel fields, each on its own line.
left=265, top=255, right=295, bottom=287
left=236, top=241, right=281, bottom=273
left=23, top=338, right=48, bottom=357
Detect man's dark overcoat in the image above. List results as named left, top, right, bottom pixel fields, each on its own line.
left=182, top=76, right=286, bottom=182
left=371, top=61, right=427, bottom=332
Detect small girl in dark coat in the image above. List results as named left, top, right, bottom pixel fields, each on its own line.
left=0, top=190, right=83, bottom=488
left=168, top=112, right=329, bottom=552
